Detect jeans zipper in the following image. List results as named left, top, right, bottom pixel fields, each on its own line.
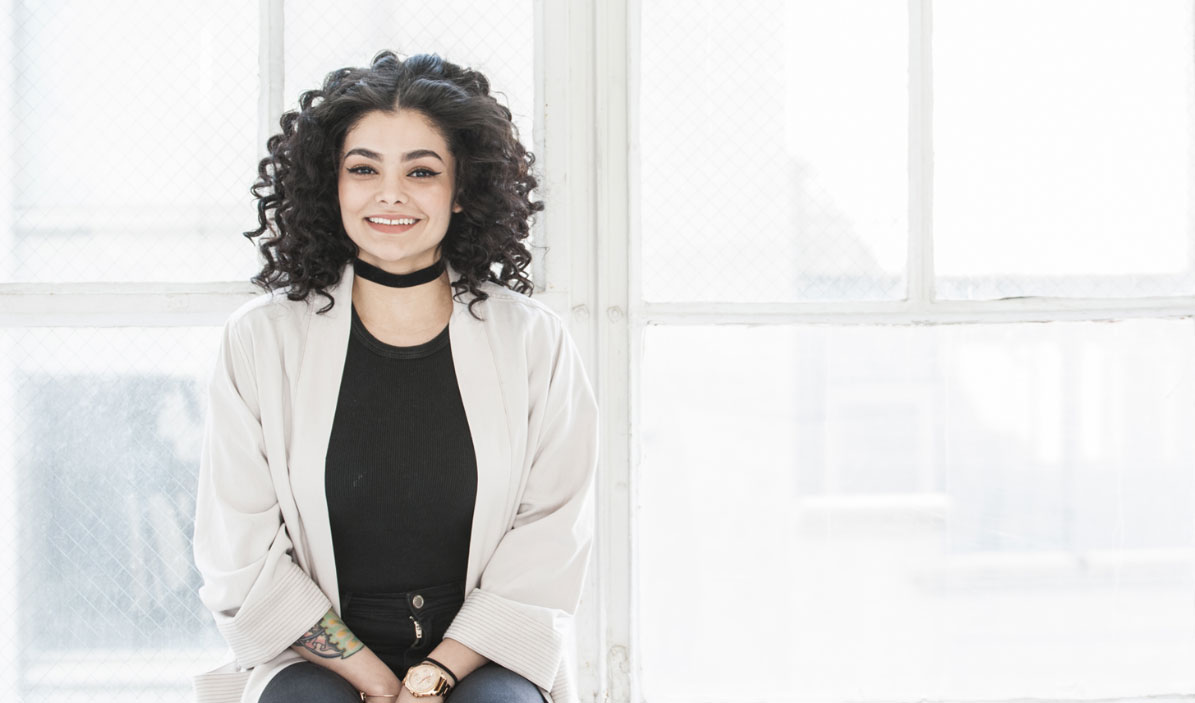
left=410, top=615, right=423, bottom=646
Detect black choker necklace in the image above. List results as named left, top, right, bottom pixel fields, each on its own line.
left=352, top=256, right=445, bottom=288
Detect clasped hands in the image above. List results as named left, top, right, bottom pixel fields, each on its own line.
left=360, top=690, right=444, bottom=703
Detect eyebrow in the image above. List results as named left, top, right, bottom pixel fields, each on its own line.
left=341, top=147, right=445, bottom=164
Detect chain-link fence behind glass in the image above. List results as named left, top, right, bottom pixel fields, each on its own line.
left=0, top=328, right=225, bottom=702
left=934, top=0, right=1195, bottom=299
left=8, top=0, right=260, bottom=284
left=641, top=0, right=1195, bottom=303
left=641, top=0, right=909, bottom=303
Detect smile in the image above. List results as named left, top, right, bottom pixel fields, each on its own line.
left=367, top=217, right=418, bottom=225
left=365, top=217, right=420, bottom=234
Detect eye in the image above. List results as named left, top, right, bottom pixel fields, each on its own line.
left=410, top=167, right=441, bottom=178
left=347, top=165, right=376, bottom=175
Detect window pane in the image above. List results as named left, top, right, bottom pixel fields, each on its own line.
left=7, top=0, right=261, bottom=283
left=640, top=0, right=908, bottom=302
left=0, top=327, right=225, bottom=700
left=935, top=0, right=1195, bottom=299
left=639, top=321, right=1195, bottom=701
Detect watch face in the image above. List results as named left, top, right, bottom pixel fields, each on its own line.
left=406, top=664, right=440, bottom=693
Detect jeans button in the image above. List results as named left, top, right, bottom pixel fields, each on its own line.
left=412, top=594, right=425, bottom=609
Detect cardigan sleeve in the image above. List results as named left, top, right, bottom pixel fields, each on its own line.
left=192, top=316, right=331, bottom=668
left=443, top=316, right=599, bottom=691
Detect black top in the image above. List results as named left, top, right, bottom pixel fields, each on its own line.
left=324, top=302, right=478, bottom=593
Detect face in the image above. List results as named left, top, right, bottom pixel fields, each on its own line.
left=337, top=109, right=462, bottom=274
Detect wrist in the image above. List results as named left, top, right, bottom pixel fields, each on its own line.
left=360, top=673, right=402, bottom=699
left=420, top=657, right=459, bottom=688
left=402, top=662, right=454, bottom=697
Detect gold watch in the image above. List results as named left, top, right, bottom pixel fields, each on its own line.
left=403, top=663, right=453, bottom=698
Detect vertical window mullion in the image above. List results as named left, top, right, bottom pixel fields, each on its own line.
left=258, top=0, right=285, bottom=162
left=1, top=1, right=13, bottom=285
left=909, top=0, right=935, bottom=308
left=594, top=0, right=634, bottom=702
left=538, top=0, right=613, bottom=699
left=1187, top=2, right=1195, bottom=278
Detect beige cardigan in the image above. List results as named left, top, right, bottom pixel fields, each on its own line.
left=191, top=259, right=599, bottom=703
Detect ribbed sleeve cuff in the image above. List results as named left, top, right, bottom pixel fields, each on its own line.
left=215, top=560, right=331, bottom=667
left=443, top=588, right=564, bottom=690
left=192, top=662, right=250, bottom=703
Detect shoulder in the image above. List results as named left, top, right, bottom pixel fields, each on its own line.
left=473, top=280, right=563, bottom=324
left=221, top=288, right=309, bottom=349
left=471, top=281, right=567, bottom=344
left=476, top=283, right=597, bottom=412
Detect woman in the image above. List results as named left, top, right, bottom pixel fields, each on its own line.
left=192, top=50, right=599, bottom=703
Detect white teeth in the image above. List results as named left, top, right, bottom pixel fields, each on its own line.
left=367, top=217, right=417, bottom=225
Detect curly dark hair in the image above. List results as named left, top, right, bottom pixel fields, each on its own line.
left=243, top=50, right=543, bottom=318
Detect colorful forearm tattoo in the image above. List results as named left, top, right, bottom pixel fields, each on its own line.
left=296, top=611, right=364, bottom=659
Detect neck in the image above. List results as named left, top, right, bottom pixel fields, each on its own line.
left=350, top=258, right=454, bottom=333
left=353, top=255, right=445, bottom=288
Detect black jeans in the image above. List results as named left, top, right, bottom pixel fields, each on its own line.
left=259, top=582, right=546, bottom=702
left=340, top=581, right=465, bottom=676
left=259, top=661, right=547, bottom=702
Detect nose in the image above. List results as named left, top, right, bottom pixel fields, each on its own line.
left=376, top=172, right=407, bottom=205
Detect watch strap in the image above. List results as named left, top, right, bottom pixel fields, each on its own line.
left=420, top=657, right=459, bottom=687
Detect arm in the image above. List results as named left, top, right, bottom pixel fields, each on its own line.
left=193, top=316, right=333, bottom=668
left=292, top=609, right=401, bottom=700
left=422, top=637, right=488, bottom=682
left=441, top=315, right=600, bottom=691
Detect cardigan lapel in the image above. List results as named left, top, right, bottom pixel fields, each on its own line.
left=286, top=259, right=514, bottom=613
left=442, top=260, right=516, bottom=591
left=288, top=264, right=353, bottom=610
